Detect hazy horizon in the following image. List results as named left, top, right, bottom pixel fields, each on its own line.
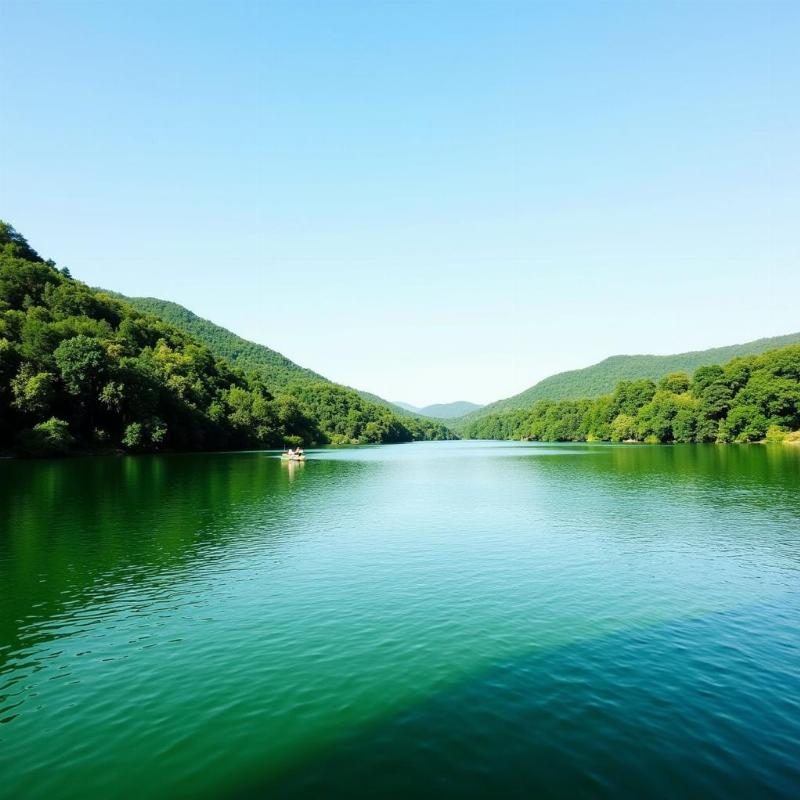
left=2, top=1, right=798, bottom=406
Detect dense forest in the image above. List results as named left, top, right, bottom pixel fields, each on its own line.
left=457, top=331, right=800, bottom=427
left=463, top=346, right=800, bottom=444
left=0, top=222, right=453, bottom=456
left=118, top=294, right=417, bottom=418
left=115, top=295, right=328, bottom=388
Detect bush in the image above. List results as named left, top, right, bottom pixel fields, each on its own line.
left=122, top=422, right=144, bottom=450
left=123, top=418, right=168, bottom=450
left=765, top=425, right=787, bottom=443
left=16, top=417, right=75, bottom=457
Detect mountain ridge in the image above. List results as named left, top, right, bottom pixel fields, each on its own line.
left=114, top=294, right=429, bottom=421
left=395, top=400, right=483, bottom=419
left=0, top=220, right=455, bottom=456
left=455, top=331, right=800, bottom=427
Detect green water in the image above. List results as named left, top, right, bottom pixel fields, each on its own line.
left=1, top=441, right=799, bottom=799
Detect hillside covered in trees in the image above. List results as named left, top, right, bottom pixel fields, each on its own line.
left=116, top=295, right=328, bottom=388
left=117, top=295, right=420, bottom=419
left=463, top=346, right=800, bottom=444
left=0, top=222, right=453, bottom=456
left=456, top=332, right=800, bottom=428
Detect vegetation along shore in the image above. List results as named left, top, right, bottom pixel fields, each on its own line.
left=462, top=347, right=800, bottom=444
left=0, top=222, right=453, bottom=457
left=2, top=220, right=798, bottom=456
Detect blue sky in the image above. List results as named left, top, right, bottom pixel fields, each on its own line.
left=2, top=1, right=798, bottom=406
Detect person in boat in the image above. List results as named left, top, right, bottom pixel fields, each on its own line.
left=286, top=447, right=295, bottom=457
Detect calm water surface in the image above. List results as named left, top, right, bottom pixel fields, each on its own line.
left=1, top=441, right=799, bottom=798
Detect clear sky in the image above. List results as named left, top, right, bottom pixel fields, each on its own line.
left=2, top=1, right=798, bottom=406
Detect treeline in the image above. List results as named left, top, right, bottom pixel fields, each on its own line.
left=0, top=222, right=453, bottom=456
left=286, top=382, right=452, bottom=444
left=464, top=347, right=800, bottom=444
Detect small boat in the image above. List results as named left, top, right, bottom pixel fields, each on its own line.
left=281, top=453, right=306, bottom=462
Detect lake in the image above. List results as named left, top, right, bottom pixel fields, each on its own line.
left=1, top=441, right=799, bottom=798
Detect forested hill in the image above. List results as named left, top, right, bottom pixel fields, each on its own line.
left=458, top=332, right=800, bottom=425
left=115, top=295, right=417, bottom=418
left=116, top=295, right=327, bottom=387
left=462, top=345, right=800, bottom=444
left=0, top=221, right=453, bottom=456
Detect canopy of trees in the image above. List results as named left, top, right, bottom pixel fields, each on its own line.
left=118, top=295, right=420, bottom=420
left=116, top=295, right=328, bottom=388
left=463, top=351, right=800, bottom=444
left=455, top=331, right=800, bottom=428
left=0, top=222, right=453, bottom=456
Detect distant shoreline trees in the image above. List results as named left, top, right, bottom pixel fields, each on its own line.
left=463, top=349, right=800, bottom=444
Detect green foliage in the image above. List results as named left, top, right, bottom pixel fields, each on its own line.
left=764, top=425, right=788, bottom=444
left=0, top=221, right=455, bottom=456
left=115, top=295, right=327, bottom=389
left=121, top=418, right=168, bottom=451
left=55, top=335, right=109, bottom=396
left=114, top=294, right=453, bottom=443
left=286, top=382, right=453, bottom=445
left=464, top=344, right=800, bottom=445
left=612, top=380, right=656, bottom=416
left=610, top=414, right=637, bottom=442
left=11, top=364, right=56, bottom=415
left=16, top=417, right=75, bottom=457
left=115, top=295, right=432, bottom=423
left=658, top=372, right=690, bottom=394
left=456, top=331, right=800, bottom=429
left=0, top=221, right=43, bottom=264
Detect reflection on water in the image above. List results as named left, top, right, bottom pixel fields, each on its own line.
left=281, top=457, right=306, bottom=481
left=0, top=442, right=798, bottom=799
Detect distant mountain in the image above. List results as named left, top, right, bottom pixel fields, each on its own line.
left=393, top=401, right=483, bottom=418
left=457, top=331, right=800, bottom=424
left=417, top=401, right=483, bottom=419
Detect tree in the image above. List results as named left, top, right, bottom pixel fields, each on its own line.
left=54, top=335, right=109, bottom=397
left=636, top=391, right=681, bottom=442
left=610, top=414, right=638, bottom=442
left=658, top=372, right=690, bottom=394
left=718, top=405, right=768, bottom=443
left=612, top=380, right=656, bottom=417
left=735, top=371, right=800, bottom=428
left=697, top=382, right=733, bottom=421
left=0, top=221, right=43, bottom=262
left=11, top=364, right=56, bottom=416
left=672, top=405, right=698, bottom=443
left=691, top=365, right=725, bottom=395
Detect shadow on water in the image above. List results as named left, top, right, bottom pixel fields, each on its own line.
left=235, top=592, right=800, bottom=800
left=221, top=444, right=800, bottom=800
